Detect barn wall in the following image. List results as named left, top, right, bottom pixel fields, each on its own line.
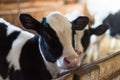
left=0, top=0, right=81, bottom=29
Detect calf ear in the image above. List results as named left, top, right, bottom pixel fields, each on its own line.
left=19, top=13, right=42, bottom=30
left=92, top=24, right=109, bottom=35
left=72, top=16, right=89, bottom=30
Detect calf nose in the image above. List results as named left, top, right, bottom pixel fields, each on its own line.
left=64, top=55, right=80, bottom=68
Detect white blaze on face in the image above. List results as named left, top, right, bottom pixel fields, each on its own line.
left=75, top=30, right=84, bottom=53
left=46, top=12, right=72, bottom=45
left=46, top=12, right=80, bottom=68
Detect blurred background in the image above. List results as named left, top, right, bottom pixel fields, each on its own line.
left=0, top=0, right=84, bottom=27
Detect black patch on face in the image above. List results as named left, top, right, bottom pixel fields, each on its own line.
left=81, top=29, right=92, bottom=52
left=72, top=30, right=76, bottom=49
left=0, top=23, right=20, bottom=79
left=39, top=18, right=63, bottom=62
left=20, top=35, right=52, bottom=80
left=103, top=11, right=120, bottom=37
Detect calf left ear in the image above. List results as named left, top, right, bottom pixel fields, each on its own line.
left=72, top=16, right=89, bottom=30
left=92, top=24, right=109, bottom=35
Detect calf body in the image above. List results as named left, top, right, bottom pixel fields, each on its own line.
left=64, top=10, right=109, bottom=64
left=83, top=0, right=120, bottom=63
left=0, top=18, right=51, bottom=80
left=0, top=11, right=89, bottom=80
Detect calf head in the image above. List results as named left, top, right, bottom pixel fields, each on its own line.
left=19, top=12, right=89, bottom=72
left=72, top=16, right=89, bottom=54
left=81, top=24, right=109, bottom=52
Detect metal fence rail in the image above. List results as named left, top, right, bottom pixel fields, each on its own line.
left=73, top=51, right=120, bottom=80
left=53, top=51, right=120, bottom=80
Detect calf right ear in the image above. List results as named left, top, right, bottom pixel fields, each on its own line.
left=19, top=13, right=43, bottom=31
left=92, top=24, right=109, bottom=35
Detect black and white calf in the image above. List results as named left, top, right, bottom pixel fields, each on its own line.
left=84, top=0, right=120, bottom=63
left=65, top=10, right=90, bottom=54
left=65, top=10, right=109, bottom=63
left=0, top=11, right=89, bottom=80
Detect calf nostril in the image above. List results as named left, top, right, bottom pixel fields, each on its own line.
left=64, top=57, right=71, bottom=64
